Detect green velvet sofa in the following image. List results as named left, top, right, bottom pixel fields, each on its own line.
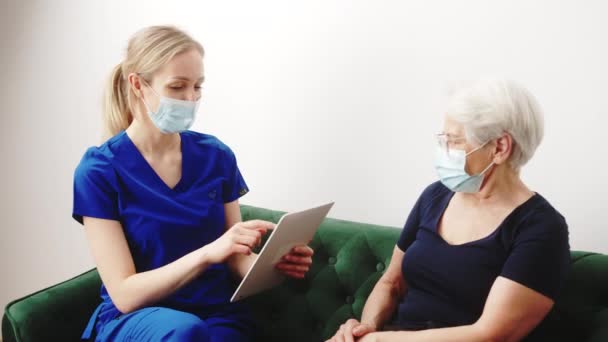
left=3, top=205, right=608, bottom=341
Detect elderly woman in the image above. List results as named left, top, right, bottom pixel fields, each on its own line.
left=328, top=79, right=570, bottom=342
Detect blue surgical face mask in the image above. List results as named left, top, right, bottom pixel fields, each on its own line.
left=434, top=142, right=494, bottom=193
left=141, top=81, right=200, bottom=134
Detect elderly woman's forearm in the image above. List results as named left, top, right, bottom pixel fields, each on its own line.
left=375, top=324, right=498, bottom=342
left=360, top=277, right=404, bottom=329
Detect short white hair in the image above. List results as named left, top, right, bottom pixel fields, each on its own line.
left=446, top=78, right=544, bottom=170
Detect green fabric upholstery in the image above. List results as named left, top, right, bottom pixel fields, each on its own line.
left=240, top=205, right=400, bottom=341
left=3, top=204, right=608, bottom=341
left=554, top=251, right=608, bottom=342
left=2, top=269, right=101, bottom=342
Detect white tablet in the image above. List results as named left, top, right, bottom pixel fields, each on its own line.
left=230, top=202, right=335, bottom=302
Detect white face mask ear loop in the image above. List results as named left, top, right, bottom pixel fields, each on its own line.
left=479, top=160, right=495, bottom=176
left=141, top=96, right=153, bottom=115
left=465, top=139, right=491, bottom=156
left=480, top=138, right=500, bottom=175
left=138, top=76, right=159, bottom=116
left=465, top=139, right=495, bottom=176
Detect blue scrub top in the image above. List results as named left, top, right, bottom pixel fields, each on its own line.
left=72, top=130, right=250, bottom=332
left=395, top=181, right=570, bottom=339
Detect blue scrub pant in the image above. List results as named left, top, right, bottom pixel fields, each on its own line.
left=91, top=307, right=254, bottom=341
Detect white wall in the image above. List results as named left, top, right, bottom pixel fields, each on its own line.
left=2, top=0, right=607, bottom=314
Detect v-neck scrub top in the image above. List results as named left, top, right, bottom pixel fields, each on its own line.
left=72, top=130, right=250, bottom=337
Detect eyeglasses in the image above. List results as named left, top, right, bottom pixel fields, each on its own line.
left=435, top=133, right=467, bottom=156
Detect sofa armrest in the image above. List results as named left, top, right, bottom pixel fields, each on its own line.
left=2, top=269, right=101, bottom=342
left=556, top=252, right=608, bottom=342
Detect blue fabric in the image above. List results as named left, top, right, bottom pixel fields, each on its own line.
left=94, top=306, right=254, bottom=342
left=72, top=130, right=251, bottom=340
left=395, top=181, right=570, bottom=329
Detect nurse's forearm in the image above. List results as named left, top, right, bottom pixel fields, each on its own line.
left=112, top=247, right=212, bottom=314
left=227, top=252, right=258, bottom=279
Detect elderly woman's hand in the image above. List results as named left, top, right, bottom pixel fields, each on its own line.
left=356, top=332, right=380, bottom=342
left=325, top=318, right=377, bottom=342
left=275, top=245, right=314, bottom=279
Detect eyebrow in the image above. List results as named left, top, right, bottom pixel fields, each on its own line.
left=167, top=76, right=205, bottom=82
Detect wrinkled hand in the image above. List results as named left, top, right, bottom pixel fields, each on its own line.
left=325, top=318, right=376, bottom=342
left=356, top=332, right=379, bottom=342
left=204, top=220, right=274, bottom=264
left=275, top=245, right=314, bottom=279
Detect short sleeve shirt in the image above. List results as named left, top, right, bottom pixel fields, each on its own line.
left=395, top=181, right=570, bottom=338
left=72, top=130, right=249, bottom=320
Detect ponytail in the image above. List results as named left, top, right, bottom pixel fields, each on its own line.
left=103, top=63, right=131, bottom=139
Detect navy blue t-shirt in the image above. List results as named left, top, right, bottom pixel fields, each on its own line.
left=72, top=130, right=250, bottom=331
left=396, top=181, right=570, bottom=334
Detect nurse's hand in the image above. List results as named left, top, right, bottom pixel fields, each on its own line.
left=275, top=245, right=314, bottom=279
left=203, top=220, right=274, bottom=264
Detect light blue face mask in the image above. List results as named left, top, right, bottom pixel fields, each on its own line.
left=434, top=142, right=494, bottom=193
left=141, top=81, right=200, bottom=134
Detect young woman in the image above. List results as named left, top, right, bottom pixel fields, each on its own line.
left=73, top=26, right=314, bottom=341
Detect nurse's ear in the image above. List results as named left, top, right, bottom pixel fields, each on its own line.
left=127, top=73, right=145, bottom=98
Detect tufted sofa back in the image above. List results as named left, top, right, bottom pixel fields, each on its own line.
left=241, top=205, right=608, bottom=342
left=241, top=204, right=400, bottom=341
left=3, top=205, right=608, bottom=341
left=554, top=251, right=608, bottom=342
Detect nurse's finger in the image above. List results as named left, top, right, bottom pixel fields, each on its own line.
left=233, top=235, right=258, bottom=249
left=233, top=227, right=263, bottom=245
left=281, top=254, right=312, bottom=265
left=240, top=220, right=275, bottom=231
left=231, top=244, right=252, bottom=255
left=275, top=262, right=309, bottom=272
left=290, top=245, right=314, bottom=256
left=234, top=226, right=263, bottom=239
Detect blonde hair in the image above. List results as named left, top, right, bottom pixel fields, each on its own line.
left=103, top=26, right=204, bottom=138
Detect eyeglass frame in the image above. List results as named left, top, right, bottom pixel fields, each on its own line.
left=435, top=132, right=468, bottom=154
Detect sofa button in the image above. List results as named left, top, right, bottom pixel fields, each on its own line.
left=328, top=257, right=336, bottom=265
left=345, top=295, right=354, bottom=304
left=376, top=262, right=385, bottom=272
